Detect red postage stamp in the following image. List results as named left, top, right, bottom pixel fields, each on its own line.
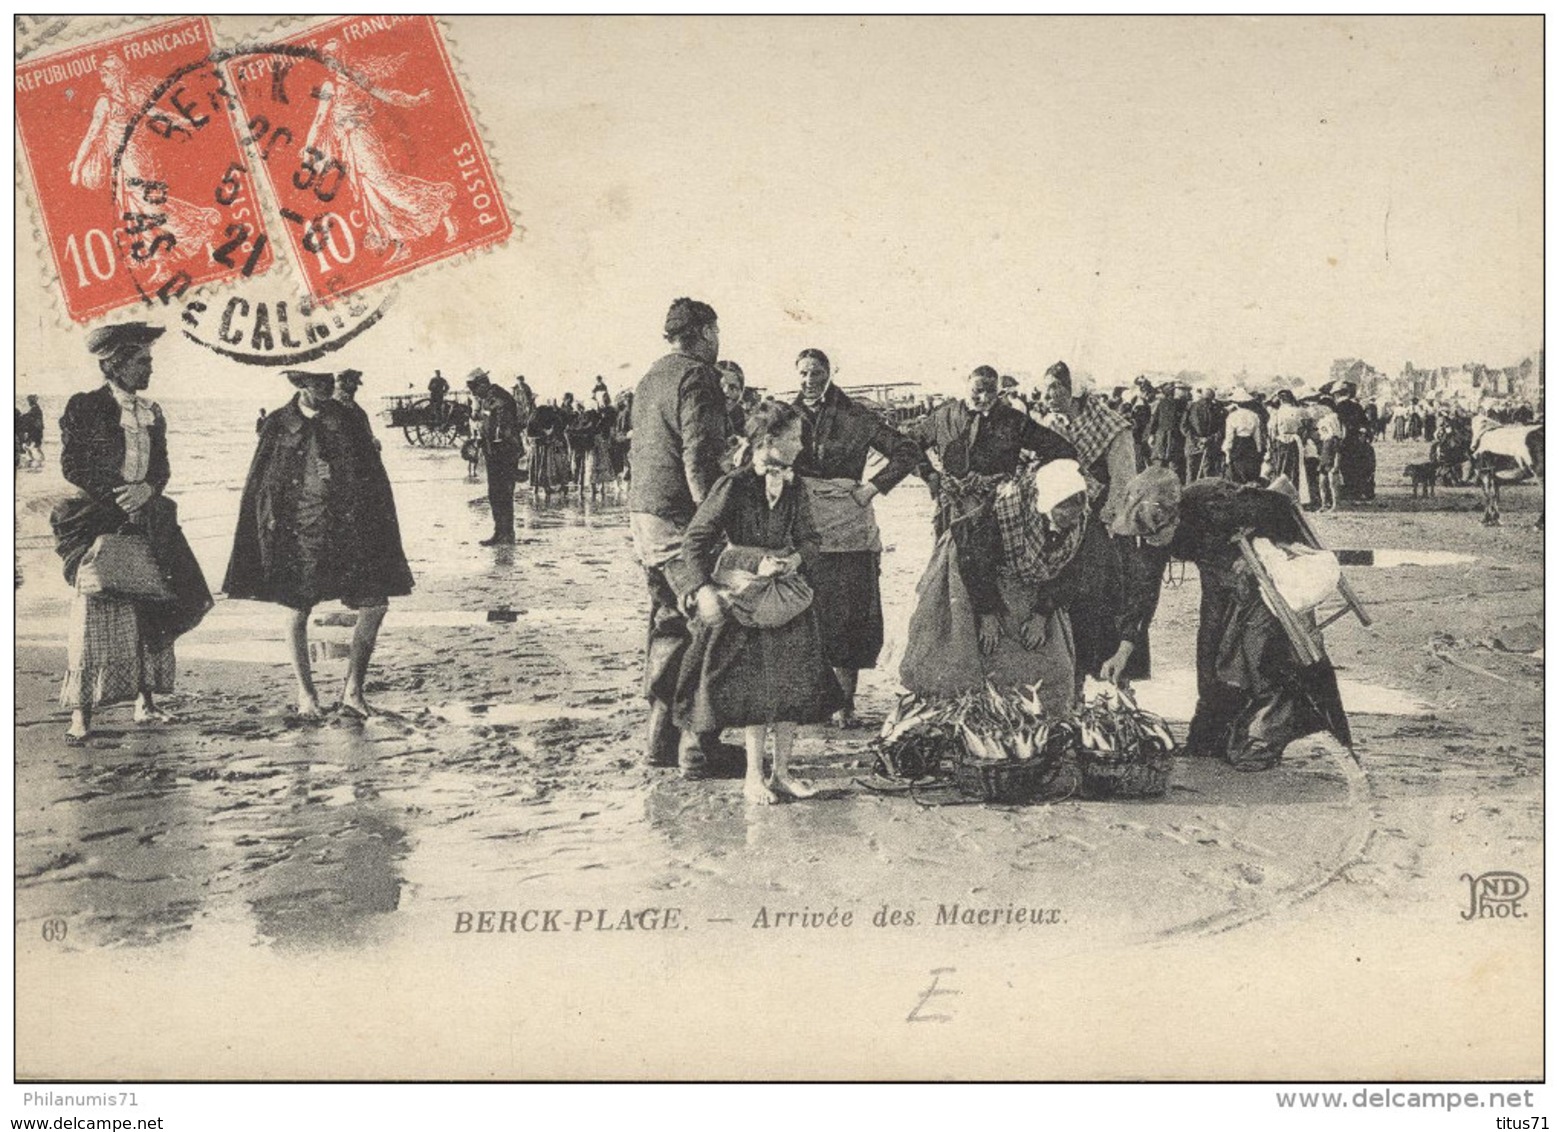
left=225, top=16, right=513, bottom=301
left=14, top=16, right=276, bottom=323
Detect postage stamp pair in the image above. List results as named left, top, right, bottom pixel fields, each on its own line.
left=14, top=15, right=512, bottom=327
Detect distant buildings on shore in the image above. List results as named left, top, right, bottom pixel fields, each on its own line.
left=1335, top=351, right=1543, bottom=407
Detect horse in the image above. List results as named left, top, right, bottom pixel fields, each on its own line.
left=1470, top=417, right=1544, bottom=527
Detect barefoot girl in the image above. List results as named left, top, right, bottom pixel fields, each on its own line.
left=675, top=401, right=845, bottom=803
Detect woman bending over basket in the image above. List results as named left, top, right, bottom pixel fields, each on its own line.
left=674, top=401, right=845, bottom=804
left=1108, top=469, right=1351, bottom=771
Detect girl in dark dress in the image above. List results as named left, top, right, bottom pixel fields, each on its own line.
left=676, top=401, right=846, bottom=804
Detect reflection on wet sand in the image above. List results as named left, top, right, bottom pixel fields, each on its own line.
left=14, top=413, right=1545, bottom=962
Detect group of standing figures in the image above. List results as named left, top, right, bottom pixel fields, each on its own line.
left=460, top=370, right=632, bottom=547
left=627, top=300, right=1352, bottom=804
left=51, top=323, right=414, bottom=739
left=47, top=307, right=1353, bottom=787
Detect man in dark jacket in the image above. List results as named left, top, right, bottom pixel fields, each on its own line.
left=909, top=366, right=1076, bottom=655
left=1181, top=385, right=1224, bottom=480
left=1149, top=382, right=1188, bottom=482
left=628, top=297, right=732, bottom=774
left=18, top=394, right=44, bottom=466
left=467, top=369, right=522, bottom=545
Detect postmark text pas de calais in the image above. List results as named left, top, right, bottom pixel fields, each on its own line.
left=225, top=15, right=513, bottom=302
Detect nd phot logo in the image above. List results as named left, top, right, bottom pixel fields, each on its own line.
left=1460, top=871, right=1530, bottom=921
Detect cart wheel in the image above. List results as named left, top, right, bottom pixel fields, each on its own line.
left=402, top=426, right=419, bottom=446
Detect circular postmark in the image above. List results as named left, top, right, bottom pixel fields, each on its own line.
left=107, top=41, right=393, bottom=364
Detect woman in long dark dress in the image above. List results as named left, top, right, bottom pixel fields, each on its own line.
left=51, top=321, right=213, bottom=740
left=525, top=401, right=573, bottom=496
left=1110, top=470, right=1351, bottom=769
left=791, top=348, right=923, bottom=726
left=676, top=401, right=846, bottom=804
left=224, top=370, right=413, bottom=718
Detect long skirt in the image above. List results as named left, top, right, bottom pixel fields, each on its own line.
left=1186, top=571, right=1351, bottom=766
left=984, top=574, right=1077, bottom=720
left=528, top=438, right=573, bottom=490
left=1270, top=436, right=1303, bottom=487
left=1225, top=437, right=1263, bottom=484
left=808, top=551, right=884, bottom=670
left=582, top=436, right=617, bottom=487
left=1338, top=438, right=1376, bottom=501
left=60, top=592, right=176, bottom=709
left=673, top=605, right=846, bottom=732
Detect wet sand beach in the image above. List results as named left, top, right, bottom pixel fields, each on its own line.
left=13, top=406, right=1544, bottom=1077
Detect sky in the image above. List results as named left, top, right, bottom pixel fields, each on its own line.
left=13, top=15, right=1543, bottom=403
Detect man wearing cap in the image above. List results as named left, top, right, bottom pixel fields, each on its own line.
left=334, top=368, right=376, bottom=448
left=1148, top=381, right=1188, bottom=482
left=466, top=369, right=522, bottom=545
left=1181, top=384, right=1224, bottom=481
left=52, top=321, right=213, bottom=739
left=628, top=297, right=732, bottom=774
left=910, top=366, right=1076, bottom=655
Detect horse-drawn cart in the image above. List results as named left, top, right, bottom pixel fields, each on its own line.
left=380, top=392, right=474, bottom=447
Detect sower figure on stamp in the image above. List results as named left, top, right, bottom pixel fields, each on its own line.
left=791, top=348, right=923, bottom=728
left=307, top=37, right=459, bottom=264
left=51, top=322, right=213, bottom=741
left=628, top=297, right=734, bottom=777
left=224, top=370, right=413, bottom=719
left=466, top=369, right=521, bottom=546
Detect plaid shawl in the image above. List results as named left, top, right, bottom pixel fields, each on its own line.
left=1055, top=395, right=1131, bottom=471
left=994, top=471, right=1088, bottom=584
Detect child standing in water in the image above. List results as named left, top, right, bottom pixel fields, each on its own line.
left=675, top=401, right=845, bottom=804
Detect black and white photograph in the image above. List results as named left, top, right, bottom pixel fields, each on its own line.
left=9, top=12, right=1545, bottom=1110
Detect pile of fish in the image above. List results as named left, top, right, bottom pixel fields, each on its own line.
left=1075, top=680, right=1175, bottom=760
left=877, top=682, right=1071, bottom=773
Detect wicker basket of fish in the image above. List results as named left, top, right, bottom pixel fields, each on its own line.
left=954, top=747, right=1079, bottom=803
left=873, top=683, right=1077, bottom=803
left=1074, top=680, right=1176, bottom=799
left=950, top=682, right=1076, bottom=803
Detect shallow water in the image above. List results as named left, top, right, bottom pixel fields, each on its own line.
left=1134, top=669, right=1431, bottom=722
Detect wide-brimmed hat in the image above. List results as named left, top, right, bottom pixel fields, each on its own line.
left=465, top=367, right=491, bottom=386
left=284, top=369, right=335, bottom=389
left=86, top=320, right=164, bottom=357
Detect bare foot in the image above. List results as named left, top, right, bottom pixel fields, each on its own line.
left=65, top=723, right=91, bottom=742
left=340, top=694, right=376, bottom=720
left=297, top=693, right=324, bottom=720
left=769, top=774, right=818, bottom=800
left=134, top=703, right=176, bottom=725
left=743, top=778, right=780, bottom=806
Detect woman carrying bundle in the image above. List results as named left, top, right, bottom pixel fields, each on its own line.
left=52, top=322, right=213, bottom=741
left=675, top=401, right=845, bottom=804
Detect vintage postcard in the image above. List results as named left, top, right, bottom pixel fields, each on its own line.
left=12, top=15, right=1543, bottom=1085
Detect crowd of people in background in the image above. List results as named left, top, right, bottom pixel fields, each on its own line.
left=29, top=311, right=1542, bottom=762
